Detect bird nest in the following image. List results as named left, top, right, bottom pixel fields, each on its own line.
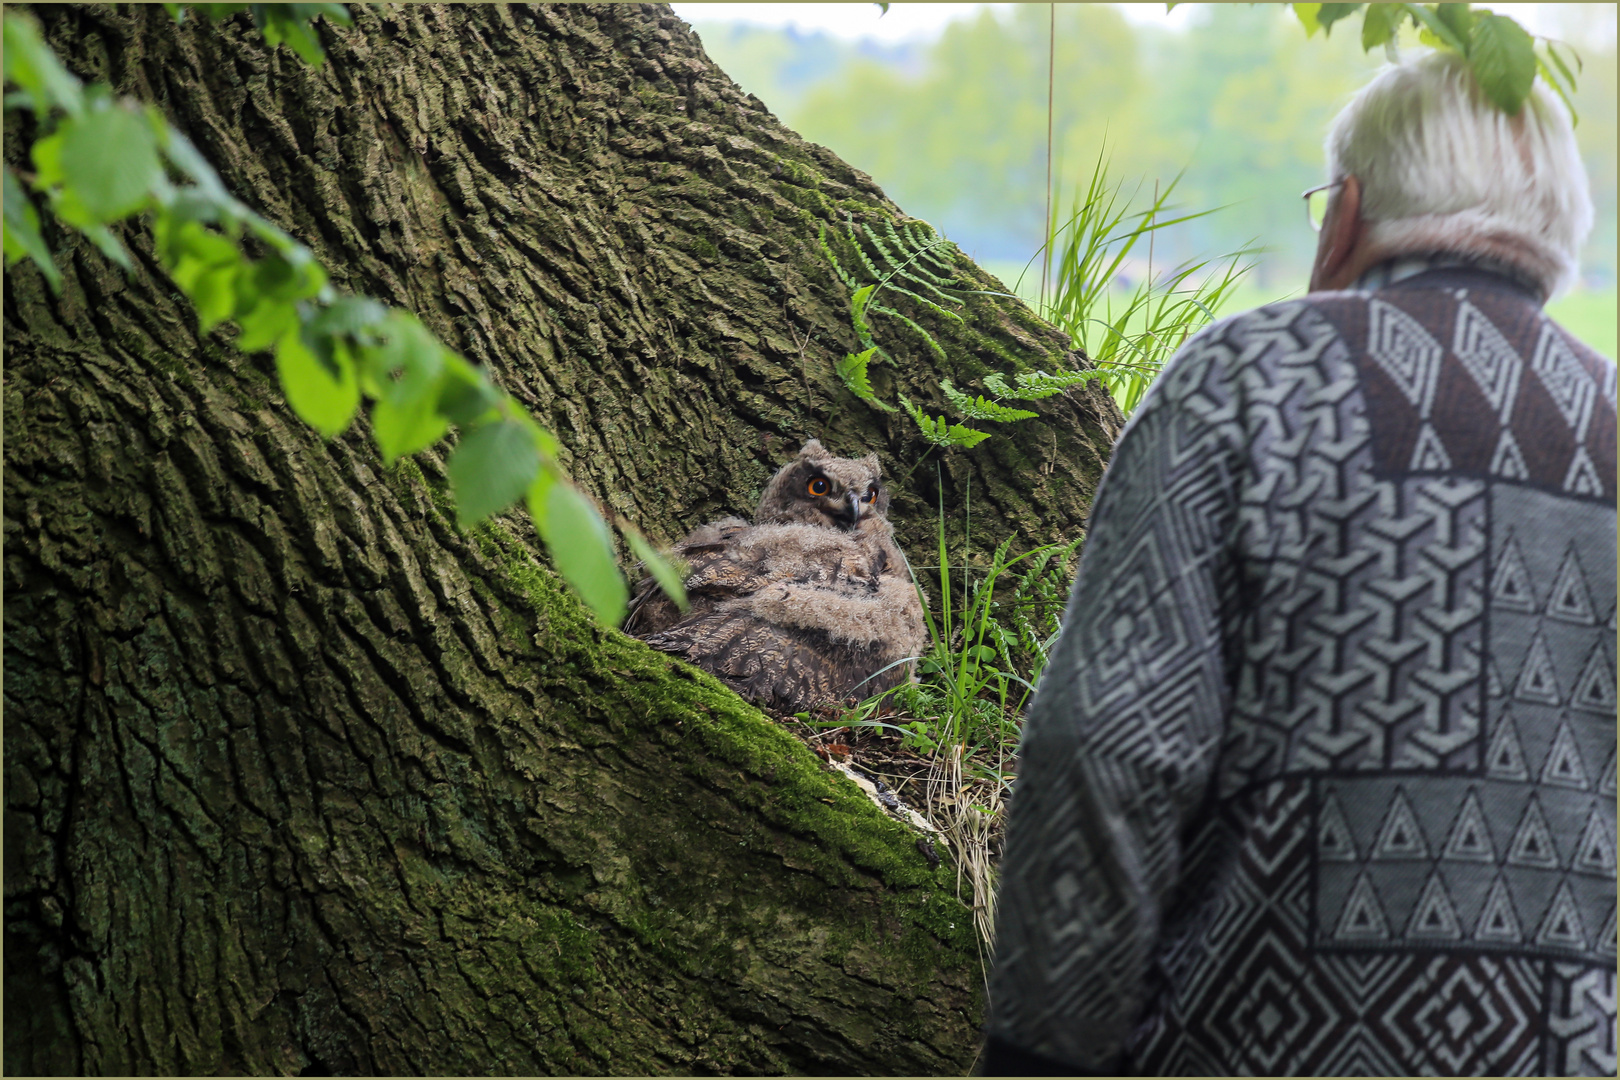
left=771, top=703, right=1009, bottom=966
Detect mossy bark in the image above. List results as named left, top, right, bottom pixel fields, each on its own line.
left=4, top=3, right=1120, bottom=1074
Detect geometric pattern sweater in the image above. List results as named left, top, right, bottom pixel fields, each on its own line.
left=987, top=264, right=1616, bottom=1076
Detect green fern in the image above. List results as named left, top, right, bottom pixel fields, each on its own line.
left=816, top=214, right=1098, bottom=452
left=833, top=212, right=964, bottom=360
left=835, top=347, right=896, bottom=411
left=900, top=394, right=992, bottom=448
left=849, top=283, right=880, bottom=353
left=818, top=224, right=858, bottom=290
left=982, top=369, right=1101, bottom=401
left=940, top=379, right=1038, bottom=423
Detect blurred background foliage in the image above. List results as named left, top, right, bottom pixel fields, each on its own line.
left=683, top=3, right=1617, bottom=358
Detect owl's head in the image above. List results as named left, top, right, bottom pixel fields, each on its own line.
left=756, top=440, right=889, bottom=530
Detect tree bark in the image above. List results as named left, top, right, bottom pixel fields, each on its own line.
left=3, top=4, right=1120, bottom=1074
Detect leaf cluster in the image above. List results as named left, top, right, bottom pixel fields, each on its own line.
left=2, top=7, right=684, bottom=626
left=1291, top=3, right=1581, bottom=120
left=163, top=3, right=352, bottom=65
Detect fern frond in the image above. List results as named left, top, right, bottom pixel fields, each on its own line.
left=817, top=224, right=857, bottom=289
left=835, top=347, right=897, bottom=411
left=846, top=213, right=886, bottom=281
left=870, top=304, right=947, bottom=359
left=865, top=222, right=963, bottom=306
left=900, top=222, right=959, bottom=280
left=940, top=379, right=1039, bottom=423
left=879, top=284, right=966, bottom=323
left=900, top=394, right=992, bottom=448
left=985, top=368, right=1103, bottom=401
left=981, top=372, right=1015, bottom=399
left=863, top=222, right=903, bottom=275
left=850, top=283, right=879, bottom=350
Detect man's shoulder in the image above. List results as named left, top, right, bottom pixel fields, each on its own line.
left=1165, top=294, right=1352, bottom=376
left=1192, top=292, right=1355, bottom=343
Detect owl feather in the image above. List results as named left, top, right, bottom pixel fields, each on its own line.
left=626, top=441, right=926, bottom=712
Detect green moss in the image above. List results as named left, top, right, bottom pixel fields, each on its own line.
left=777, top=183, right=830, bottom=215
left=771, top=156, right=823, bottom=189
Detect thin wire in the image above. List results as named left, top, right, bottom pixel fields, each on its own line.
left=1041, top=2, right=1055, bottom=309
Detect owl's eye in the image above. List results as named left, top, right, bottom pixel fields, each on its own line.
left=807, top=477, right=830, bottom=497
left=862, top=486, right=877, bottom=503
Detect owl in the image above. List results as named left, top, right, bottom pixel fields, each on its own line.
left=626, top=440, right=927, bottom=712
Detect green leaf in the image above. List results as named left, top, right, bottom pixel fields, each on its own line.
left=243, top=251, right=327, bottom=305
left=1401, top=3, right=1467, bottom=53
left=157, top=128, right=234, bottom=207
left=447, top=419, right=541, bottom=527
left=191, top=262, right=240, bottom=332
left=307, top=295, right=389, bottom=343
left=276, top=325, right=359, bottom=437
left=252, top=4, right=330, bottom=65
left=1536, top=53, right=1579, bottom=126
left=300, top=3, right=353, bottom=26
left=77, top=222, right=132, bottom=272
left=1316, top=3, right=1364, bottom=35
left=984, top=368, right=1098, bottom=401
left=361, top=312, right=445, bottom=407
left=435, top=360, right=503, bottom=426
left=850, top=283, right=877, bottom=348
left=236, top=297, right=298, bottom=352
left=939, top=379, right=1038, bottom=423
left=1540, top=42, right=1582, bottom=124
left=1468, top=13, right=1537, bottom=115
left=1546, top=40, right=1581, bottom=90
left=3, top=13, right=84, bottom=118
left=372, top=392, right=449, bottom=466
left=3, top=169, right=61, bottom=292
left=163, top=221, right=240, bottom=287
left=899, top=394, right=992, bottom=449
left=162, top=3, right=186, bottom=23
left=30, top=131, right=66, bottom=189
left=1292, top=3, right=1323, bottom=36
left=57, top=105, right=162, bottom=222
left=1360, top=3, right=1401, bottom=50
left=511, top=409, right=562, bottom=461
left=834, top=346, right=896, bottom=411
left=624, top=526, right=689, bottom=613
left=1435, top=2, right=1472, bottom=43
left=530, top=472, right=628, bottom=627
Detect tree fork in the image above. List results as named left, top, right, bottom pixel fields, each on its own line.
left=4, top=4, right=1119, bottom=1073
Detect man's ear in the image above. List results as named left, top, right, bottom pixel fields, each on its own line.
left=1309, top=175, right=1364, bottom=292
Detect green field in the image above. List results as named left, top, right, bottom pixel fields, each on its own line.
left=1547, top=289, right=1619, bottom=361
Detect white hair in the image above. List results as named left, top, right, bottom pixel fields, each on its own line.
left=1326, top=50, right=1593, bottom=299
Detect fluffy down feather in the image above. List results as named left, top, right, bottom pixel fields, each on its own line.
left=625, top=442, right=926, bottom=711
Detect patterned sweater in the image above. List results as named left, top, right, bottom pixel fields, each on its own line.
left=987, top=264, right=1617, bottom=1076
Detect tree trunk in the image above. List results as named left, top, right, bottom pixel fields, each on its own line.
left=3, top=3, right=1120, bottom=1074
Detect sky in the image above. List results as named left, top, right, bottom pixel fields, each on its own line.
left=668, top=3, right=1616, bottom=46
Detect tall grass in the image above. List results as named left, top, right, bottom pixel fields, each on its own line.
left=1018, top=150, right=1258, bottom=415
left=832, top=154, right=1253, bottom=968
left=830, top=471, right=1079, bottom=961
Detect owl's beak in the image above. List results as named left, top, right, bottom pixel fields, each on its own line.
left=840, top=491, right=864, bottom=529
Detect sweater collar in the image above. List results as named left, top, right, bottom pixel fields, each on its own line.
left=1353, top=254, right=1545, bottom=305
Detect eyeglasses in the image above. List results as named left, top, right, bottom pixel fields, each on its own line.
left=1303, top=179, right=1347, bottom=232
